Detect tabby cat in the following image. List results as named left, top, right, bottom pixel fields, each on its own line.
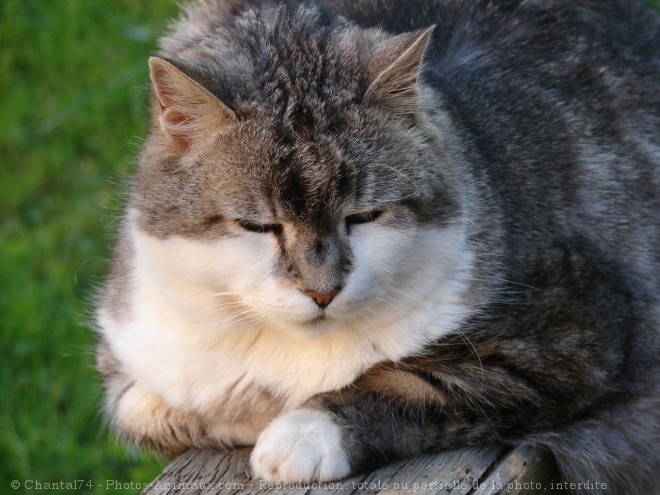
left=95, top=0, right=660, bottom=492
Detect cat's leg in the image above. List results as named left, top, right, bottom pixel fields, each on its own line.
left=250, top=407, right=352, bottom=482
left=250, top=362, right=522, bottom=482
left=96, top=338, right=213, bottom=455
left=97, top=336, right=274, bottom=454
left=107, top=379, right=209, bottom=456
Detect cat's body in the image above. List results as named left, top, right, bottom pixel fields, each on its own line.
left=96, top=0, right=660, bottom=493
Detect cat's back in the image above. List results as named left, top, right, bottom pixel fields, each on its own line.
left=163, top=0, right=660, bottom=63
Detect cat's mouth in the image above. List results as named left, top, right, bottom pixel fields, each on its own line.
left=298, top=312, right=335, bottom=333
left=282, top=306, right=340, bottom=335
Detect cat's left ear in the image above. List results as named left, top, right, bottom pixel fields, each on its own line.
left=365, top=26, right=435, bottom=114
left=148, top=56, right=236, bottom=152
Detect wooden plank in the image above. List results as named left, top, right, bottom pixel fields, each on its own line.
left=471, top=445, right=566, bottom=495
left=142, top=445, right=550, bottom=494
left=319, top=447, right=503, bottom=495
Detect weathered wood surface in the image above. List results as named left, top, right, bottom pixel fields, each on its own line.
left=144, top=445, right=563, bottom=494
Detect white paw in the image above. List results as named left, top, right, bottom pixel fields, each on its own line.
left=250, top=408, right=351, bottom=482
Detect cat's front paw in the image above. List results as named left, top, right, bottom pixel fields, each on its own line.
left=250, top=408, right=351, bottom=482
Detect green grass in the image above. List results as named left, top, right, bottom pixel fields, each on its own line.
left=1, top=1, right=659, bottom=494
left=0, top=1, right=178, bottom=493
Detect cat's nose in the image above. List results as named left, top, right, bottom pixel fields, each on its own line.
left=303, top=287, right=341, bottom=309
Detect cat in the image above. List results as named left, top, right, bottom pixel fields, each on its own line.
left=95, top=0, right=660, bottom=493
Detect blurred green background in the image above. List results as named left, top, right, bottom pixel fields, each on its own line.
left=1, top=1, right=659, bottom=494
left=1, top=1, right=178, bottom=493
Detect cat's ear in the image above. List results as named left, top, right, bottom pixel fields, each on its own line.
left=148, top=57, right=236, bottom=152
left=365, top=26, right=435, bottom=114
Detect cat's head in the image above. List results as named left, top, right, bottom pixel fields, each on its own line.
left=130, top=7, right=468, bottom=336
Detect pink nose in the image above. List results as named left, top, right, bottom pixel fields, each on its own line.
left=303, top=287, right=341, bottom=309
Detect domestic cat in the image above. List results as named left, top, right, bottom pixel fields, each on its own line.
left=95, top=0, right=660, bottom=493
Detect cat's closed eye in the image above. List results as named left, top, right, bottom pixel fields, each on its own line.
left=235, top=219, right=283, bottom=235
left=345, top=210, right=383, bottom=231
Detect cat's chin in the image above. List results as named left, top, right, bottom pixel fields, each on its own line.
left=279, top=314, right=337, bottom=338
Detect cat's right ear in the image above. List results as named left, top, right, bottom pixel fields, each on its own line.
left=148, top=57, right=236, bottom=152
left=365, top=26, right=435, bottom=115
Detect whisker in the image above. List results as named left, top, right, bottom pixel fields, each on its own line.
left=182, top=291, right=242, bottom=304
left=192, top=308, right=264, bottom=328
left=190, top=301, right=248, bottom=319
